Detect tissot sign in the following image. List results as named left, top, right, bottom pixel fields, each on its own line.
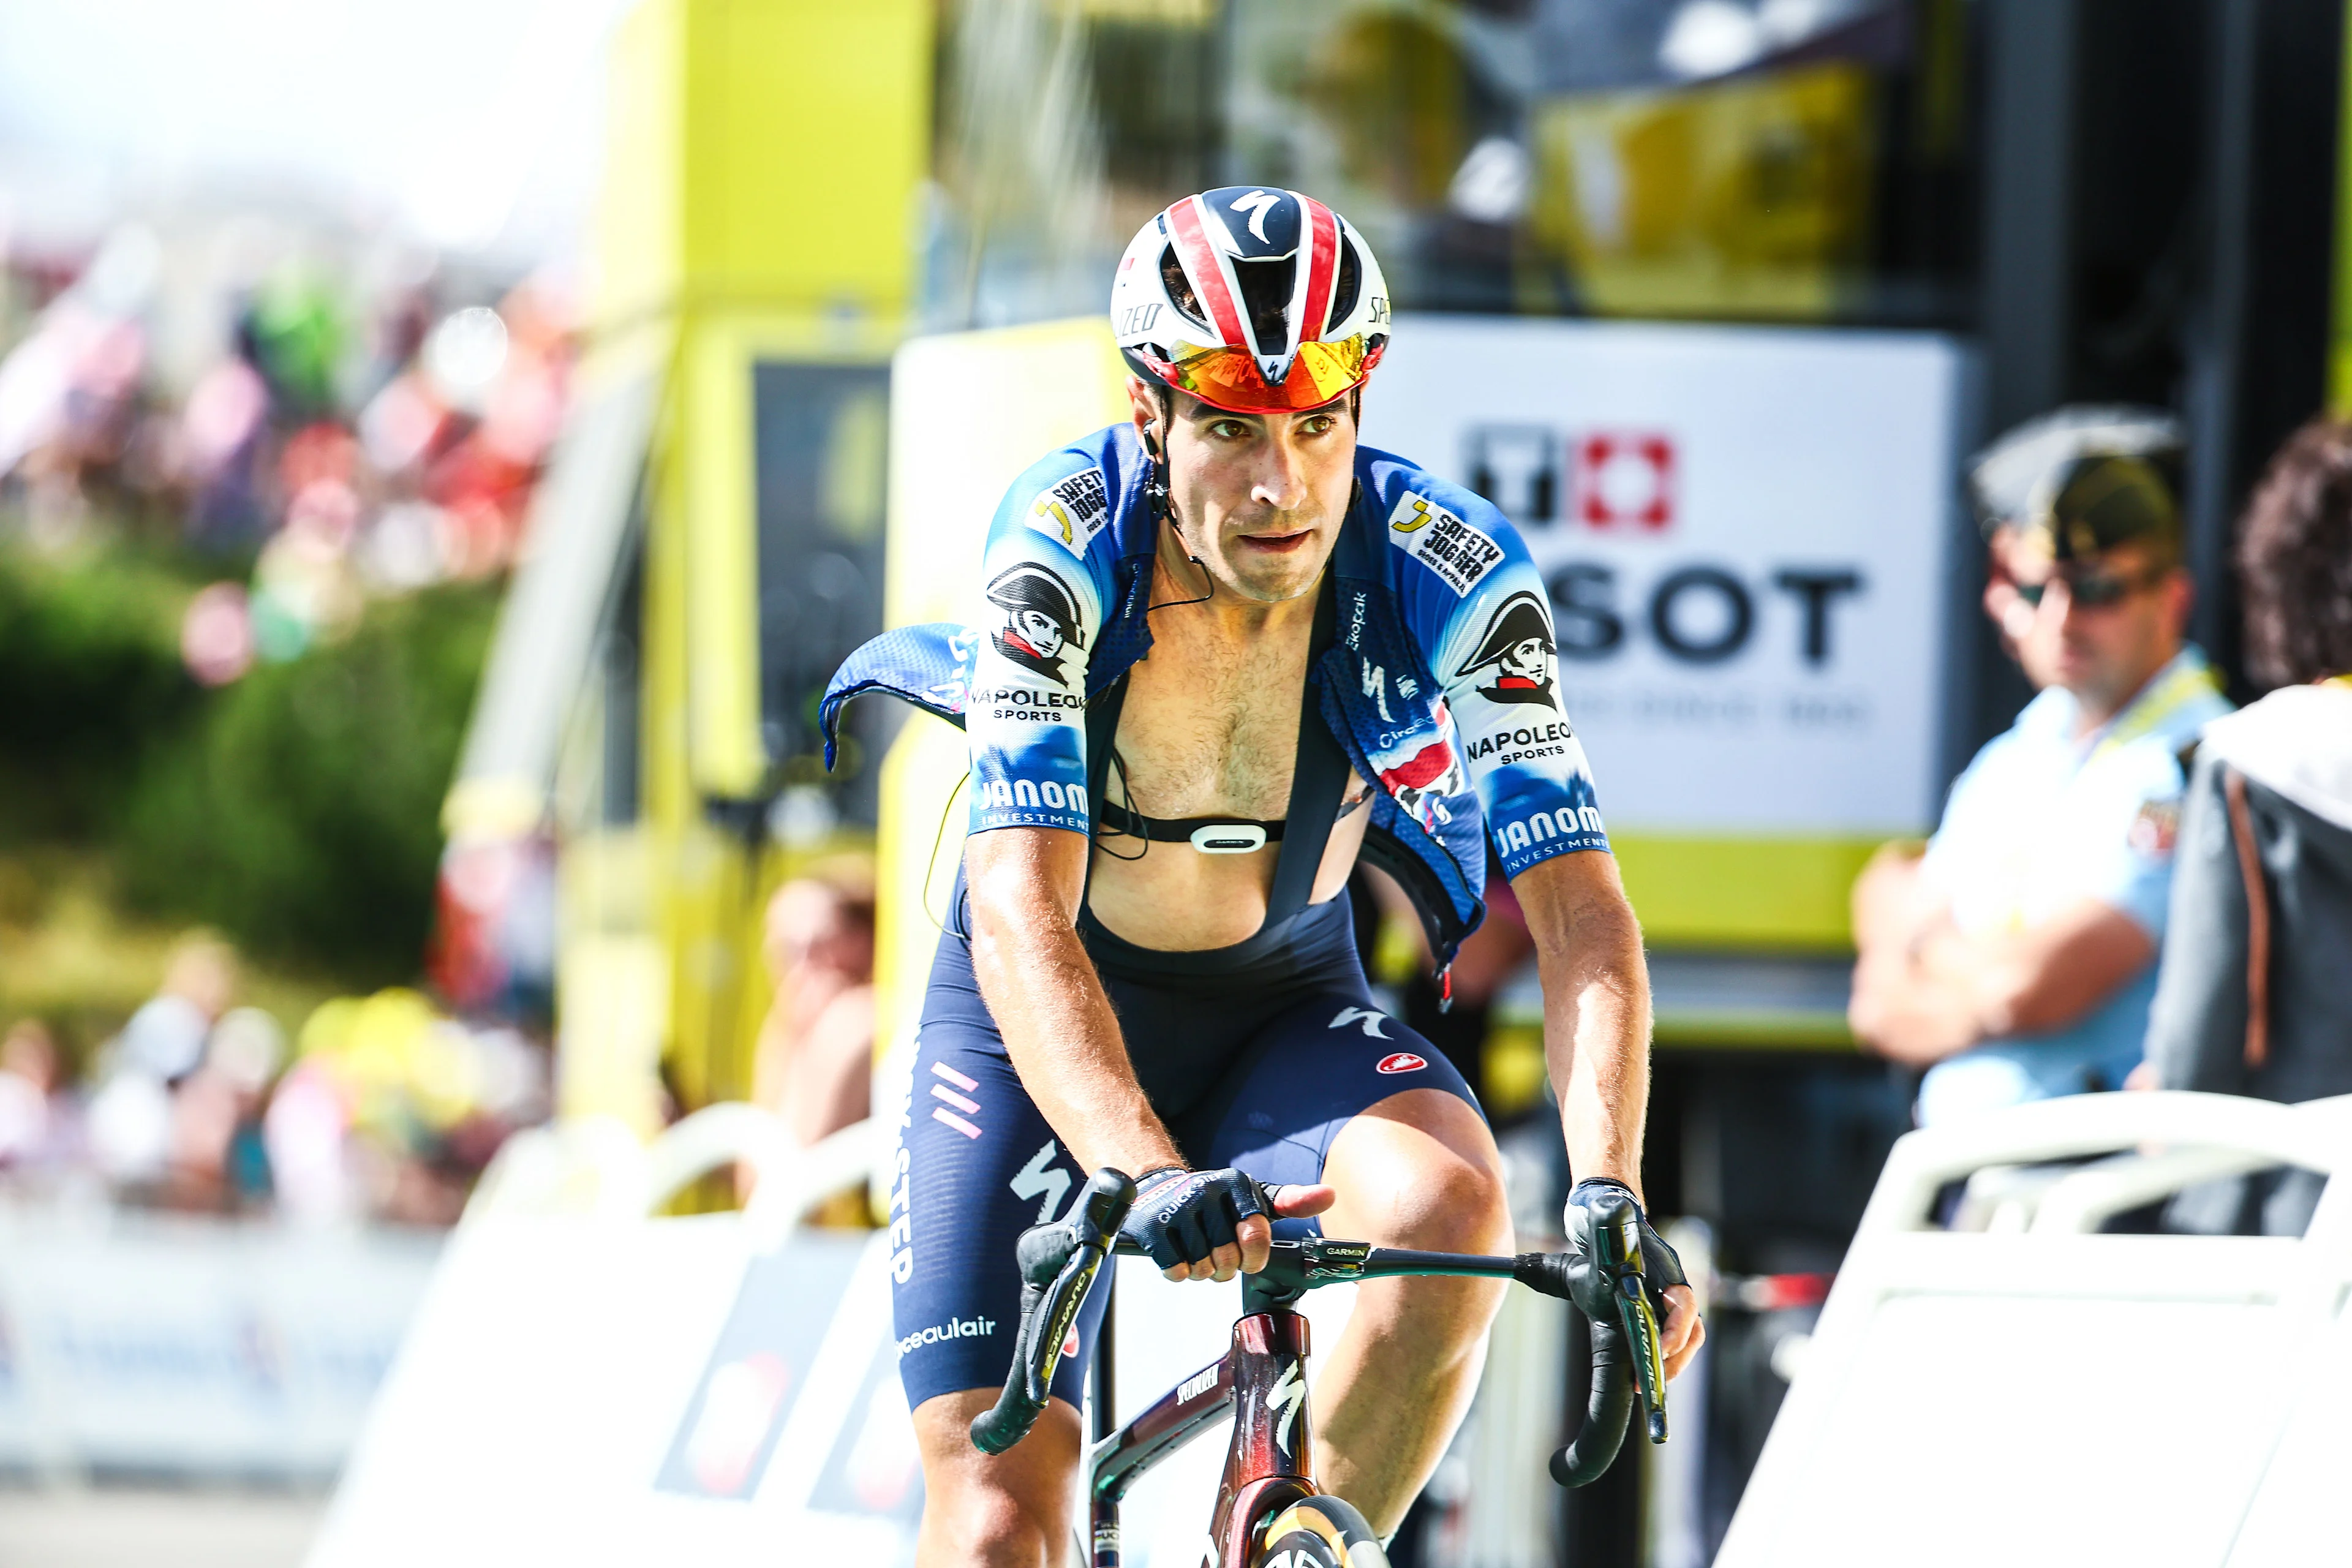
left=1363, top=316, right=1964, bottom=836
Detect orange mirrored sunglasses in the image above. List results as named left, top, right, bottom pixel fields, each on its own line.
left=1164, top=336, right=1378, bottom=414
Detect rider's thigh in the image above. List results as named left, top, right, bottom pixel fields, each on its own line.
left=1180, top=992, right=1500, bottom=1249
left=1317, top=1087, right=1511, bottom=1254
left=911, top=1387, right=1081, bottom=1568
left=894, top=980, right=1107, bottom=1411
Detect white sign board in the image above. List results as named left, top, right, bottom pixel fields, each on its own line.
left=1362, top=317, right=1967, bottom=835
left=0, top=1208, right=439, bottom=1478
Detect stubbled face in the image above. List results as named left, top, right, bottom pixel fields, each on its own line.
left=2021, top=538, right=2192, bottom=715
left=1131, top=381, right=1357, bottom=605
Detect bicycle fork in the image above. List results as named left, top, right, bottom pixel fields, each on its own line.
left=1088, top=1294, right=1317, bottom=1568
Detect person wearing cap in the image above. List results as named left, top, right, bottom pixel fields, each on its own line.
left=1849, top=452, right=2233, bottom=1125
left=1969, top=405, right=2184, bottom=680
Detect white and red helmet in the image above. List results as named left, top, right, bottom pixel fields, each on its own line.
left=1112, top=187, right=1390, bottom=415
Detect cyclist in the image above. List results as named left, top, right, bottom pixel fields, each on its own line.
left=825, top=188, right=1702, bottom=1565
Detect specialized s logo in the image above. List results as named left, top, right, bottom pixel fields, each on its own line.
left=1376, top=1052, right=1427, bottom=1074
left=1387, top=492, right=1503, bottom=597
left=1229, top=189, right=1283, bottom=243
left=1010, top=1139, right=1071, bottom=1224
left=1025, top=466, right=1111, bottom=549
left=1455, top=590, right=1558, bottom=708
left=1266, top=1362, right=1306, bottom=1460
left=986, top=564, right=1085, bottom=687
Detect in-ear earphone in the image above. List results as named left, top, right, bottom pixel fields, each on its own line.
left=1142, top=421, right=1171, bottom=524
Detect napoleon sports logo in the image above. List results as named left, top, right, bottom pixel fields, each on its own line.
left=1455, top=590, right=1558, bottom=709
left=986, top=564, right=1086, bottom=686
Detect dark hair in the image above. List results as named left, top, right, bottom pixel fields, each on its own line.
left=2237, top=417, right=2352, bottom=688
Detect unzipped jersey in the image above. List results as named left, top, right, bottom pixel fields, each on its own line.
left=821, top=421, right=1609, bottom=967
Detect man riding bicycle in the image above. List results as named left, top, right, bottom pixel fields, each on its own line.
left=824, top=188, right=1702, bottom=1565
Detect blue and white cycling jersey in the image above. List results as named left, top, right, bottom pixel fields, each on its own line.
left=823, top=421, right=1610, bottom=965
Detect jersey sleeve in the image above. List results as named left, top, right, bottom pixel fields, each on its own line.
left=1389, top=480, right=1610, bottom=879
left=964, top=452, right=1115, bottom=838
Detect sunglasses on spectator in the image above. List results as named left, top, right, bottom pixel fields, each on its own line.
left=2016, top=565, right=2166, bottom=609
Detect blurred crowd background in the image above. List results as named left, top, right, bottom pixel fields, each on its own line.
left=0, top=0, right=620, bottom=1230
left=0, top=209, right=895, bottom=1234
left=0, top=234, right=570, bottom=1223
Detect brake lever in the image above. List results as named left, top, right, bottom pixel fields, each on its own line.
left=1595, top=1202, right=1668, bottom=1445
left=1615, top=1262, right=1668, bottom=1444
left=970, top=1167, right=1135, bottom=1456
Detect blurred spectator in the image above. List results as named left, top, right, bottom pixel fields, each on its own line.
left=2145, top=418, right=2352, bottom=1234
left=164, top=1006, right=285, bottom=1212
left=1964, top=405, right=2182, bottom=683
left=428, top=832, right=558, bottom=1019
left=1849, top=453, right=2231, bottom=1124
left=0, top=1019, right=60, bottom=1167
left=268, top=987, right=546, bottom=1227
left=263, top=1053, right=358, bottom=1226
left=88, top=935, right=238, bottom=1187
left=2, top=235, right=572, bottom=642
left=753, top=861, right=877, bottom=1150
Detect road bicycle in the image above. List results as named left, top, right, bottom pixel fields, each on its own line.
left=971, top=1169, right=1670, bottom=1568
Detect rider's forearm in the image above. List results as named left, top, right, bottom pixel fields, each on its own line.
left=964, top=827, right=1184, bottom=1175
left=1516, top=852, right=1652, bottom=1202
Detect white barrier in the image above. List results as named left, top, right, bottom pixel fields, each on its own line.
left=308, top=1111, right=913, bottom=1568
left=0, top=1205, right=440, bottom=1480
left=1717, top=1091, right=2352, bottom=1568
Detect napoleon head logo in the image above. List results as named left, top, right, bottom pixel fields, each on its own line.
left=986, top=565, right=1085, bottom=685
left=1455, top=590, right=1558, bottom=707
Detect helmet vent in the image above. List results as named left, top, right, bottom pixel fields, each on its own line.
left=1231, top=256, right=1298, bottom=360
left=1326, top=241, right=1362, bottom=336
left=1158, top=246, right=1208, bottom=332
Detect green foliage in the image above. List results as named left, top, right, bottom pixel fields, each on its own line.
left=0, top=547, right=200, bottom=842
left=119, top=585, right=500, bottom=986
left=0, top=541, right=497, bottom=991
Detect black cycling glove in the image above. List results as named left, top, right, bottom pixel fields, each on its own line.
left=1121, top=1167, right=1270, bottom=1274
left=1562, top=1177, right=1687, bottom=1320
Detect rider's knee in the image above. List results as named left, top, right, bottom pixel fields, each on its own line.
left=925, top=1474, right=1066, bottom=1561
left=1405, top=1149, right=1511, bottom=1250
left=1343, top=1136, right=1510, bottom=1254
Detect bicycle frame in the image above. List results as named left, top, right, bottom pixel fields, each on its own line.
left=1080, top=1240, right=1574, bottom=1568
left=968, top=1179, right=1667, bottom=1567
left=1086, top=1279, right=1316, bottom=1568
